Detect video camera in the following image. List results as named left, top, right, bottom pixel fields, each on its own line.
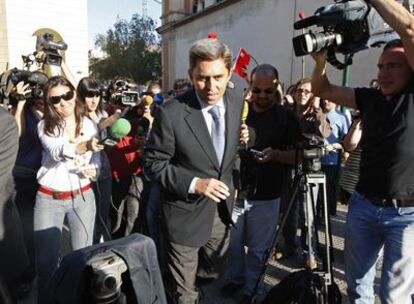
left=110, top=79, right=140, bottom=106
left=36, top=33, right=68, bottom=67
left=0, top=68, right=48, bottom=107
left=300, top=134, right=326, bottom=173
left=292, top=0, right=409, bottom=69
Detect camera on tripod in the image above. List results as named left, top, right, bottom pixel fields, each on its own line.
left=301, top=134, right=326, bottom=173
left=292, top=0, right=407, bottom=69
left=0, top=68, right=48, bottom=107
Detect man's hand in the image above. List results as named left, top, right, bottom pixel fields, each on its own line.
left=15, top=81, right=31, bottom=104
left=311, top=49, right=328, bottom=67
left=239, top=123, right=249, bottom=145
left=195, top=178, right=230, bottom=203
left=254, top=147, right=277, bottom=163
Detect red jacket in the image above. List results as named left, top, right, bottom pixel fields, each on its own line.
left=106, top=136, right=143, bottom=180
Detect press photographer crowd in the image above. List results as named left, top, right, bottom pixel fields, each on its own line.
left=1, top=0, right=414, bottom=303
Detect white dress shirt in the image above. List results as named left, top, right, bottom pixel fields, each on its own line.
left=188, top=95, right=226, bottom=194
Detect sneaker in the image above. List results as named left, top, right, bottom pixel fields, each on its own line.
left=220, top=282, right=244, bottom=298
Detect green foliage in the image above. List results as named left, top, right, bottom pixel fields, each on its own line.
left=90, top=14, right=161, bottom=84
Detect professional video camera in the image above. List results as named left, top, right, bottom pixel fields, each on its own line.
left=301, top=134, right=326, bottom=173
left=36, top=33, right=68, bottom=67
left=0, top=68, right=48, bottom=107
left=110, top=79, right=140, bottom=106
left=292, top=0, right=409, bottom=69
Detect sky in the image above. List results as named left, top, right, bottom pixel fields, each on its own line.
left=87, top=0, right=162, bottom=49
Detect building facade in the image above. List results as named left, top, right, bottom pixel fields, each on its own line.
left=158, top=0, right=384, bottom=93
left=0, top=0, right=88, bottom=77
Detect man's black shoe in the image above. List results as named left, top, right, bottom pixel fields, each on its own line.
left=220, top=282, right=244, bottom=298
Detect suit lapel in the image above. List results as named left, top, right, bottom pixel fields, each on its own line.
left=184, top=92, right=220, bottom=170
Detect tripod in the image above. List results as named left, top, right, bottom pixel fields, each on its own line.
left=250, top=168, right=337, bottom=304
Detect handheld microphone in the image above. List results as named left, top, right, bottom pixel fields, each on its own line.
left=143, top=95, right=154, bottom=109
left=102, top=118, right=131, bottom=146
left=241, top=101, right=249, bottom=124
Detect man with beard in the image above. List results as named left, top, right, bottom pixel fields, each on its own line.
left=222, top=64, right=301, bottom=302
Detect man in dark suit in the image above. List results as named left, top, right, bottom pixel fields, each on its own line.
left=145, top=38, right=247, bottom=304
left=0, top=107, right=28, bottom=302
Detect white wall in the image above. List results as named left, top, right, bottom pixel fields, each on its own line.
left=1, top=0, right=88, bottom=76
left=167, top=0, right=381, bottom=92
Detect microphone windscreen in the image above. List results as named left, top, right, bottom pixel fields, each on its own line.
left=109, top=118, right=131, bottom=140
left=143, top=95, right=154, bottom=107
left=241, top=101, right=249, bottom=122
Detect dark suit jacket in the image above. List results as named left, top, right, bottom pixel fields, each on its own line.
left=145, top=89, right=243, bottom=247
left=0, top=107, right=28, bottom=281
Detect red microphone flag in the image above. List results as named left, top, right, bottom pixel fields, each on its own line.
left=233, top=48, right=251, bottom=79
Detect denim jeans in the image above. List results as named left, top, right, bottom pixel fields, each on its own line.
left=226, top=198, right=280, bottom=296
left=345, top=191, right=414, bottom=304
left=34, top=188, right=95, bottom=304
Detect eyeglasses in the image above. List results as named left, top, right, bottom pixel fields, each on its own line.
left=85, top=91, right=101, bottom=98
left=49, top=90, right=74, bottom=105
left=296, top=88, right=312, bottom=95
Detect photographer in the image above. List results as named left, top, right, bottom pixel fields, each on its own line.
left=276, top=78, right=331, bottom=267
left=311, top=0, right=414, bottom=302
left=11, top=80, right=45, bottom=298
left=222, top=64, right=301, bottom=302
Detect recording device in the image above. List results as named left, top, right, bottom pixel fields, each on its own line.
left=88, top=252, right=128, bottom=304
left=111, top=79, right=140, bottom=106
left=301, top=134, right=326, bottom=173
left=101, top=118, right=132, bottom=146
left=36, top=32, right=68, bottom=67
left=249, top=148, right=266, bottom=158
left=0, top=68, right=48, bottom=107
left=292, top=0, right=408, bottom=69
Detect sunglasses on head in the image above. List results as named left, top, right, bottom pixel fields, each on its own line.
left=85, top=90, right=101, bottom=98
left=49, top=90, right=74, bottom=105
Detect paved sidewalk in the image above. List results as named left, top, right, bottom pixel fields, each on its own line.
left=200, top=203, right=382, bottom=303
left=21, top=203, right=384, bottom=304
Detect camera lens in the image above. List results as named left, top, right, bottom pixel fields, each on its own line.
left=103, top=275, right=117, bottom=290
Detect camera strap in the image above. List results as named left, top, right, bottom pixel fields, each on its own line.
left=327, top=49, right=354, bottom=70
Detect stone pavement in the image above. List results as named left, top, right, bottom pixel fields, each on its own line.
left=21, top=203, right=384, bottom=304
left=200, top=203, right=382, bottom=304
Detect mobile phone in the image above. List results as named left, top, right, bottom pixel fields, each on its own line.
left=249, top=149, right=266, bottom=158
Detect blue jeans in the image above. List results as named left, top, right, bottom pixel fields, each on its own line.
left=226, top=198, right=280, bottom=296
left=345, top=191, right=414, bottom=304
left=34, top=188, right=95, bottom=304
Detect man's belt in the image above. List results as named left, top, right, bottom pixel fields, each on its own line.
left=39, top=184, right=91, bottom=200
left=366, top=196, right=414, bottom=208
